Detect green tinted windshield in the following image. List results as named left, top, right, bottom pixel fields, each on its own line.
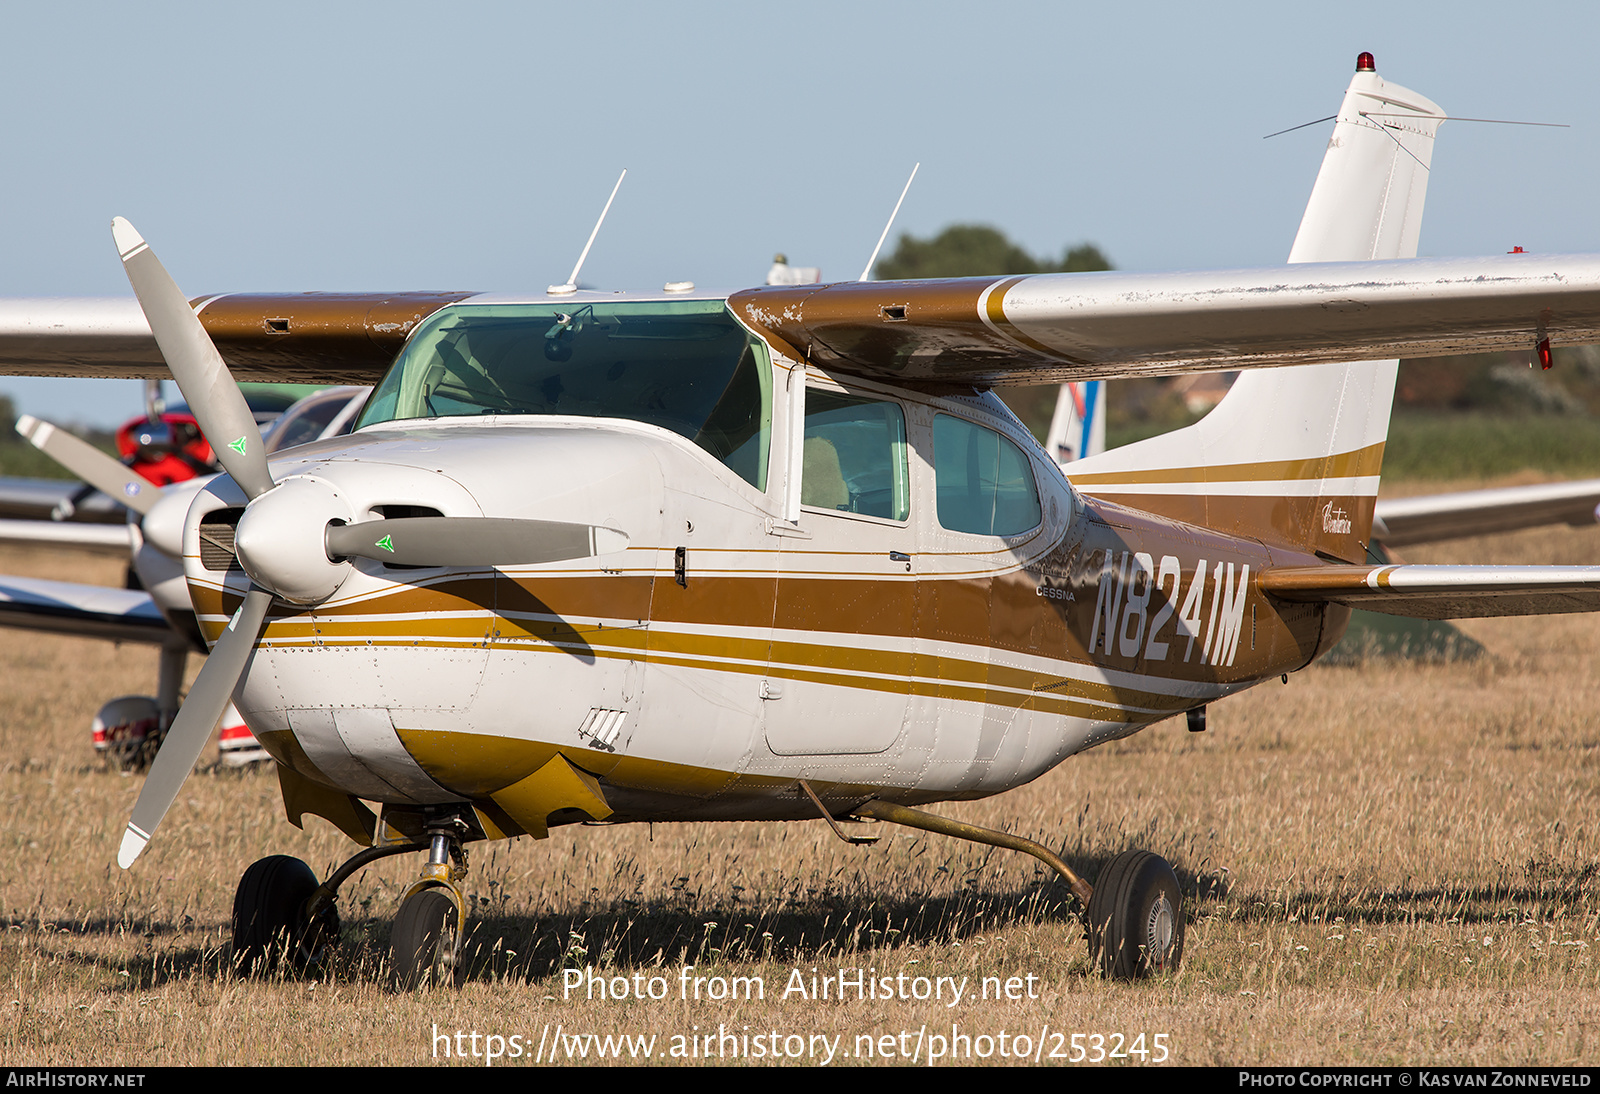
left=360, top=300, right=772, bottom=489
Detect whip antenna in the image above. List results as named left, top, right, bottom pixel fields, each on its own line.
left=858, top=163, right=920, bottom=281
left=550, top=169, right=627, bottom=295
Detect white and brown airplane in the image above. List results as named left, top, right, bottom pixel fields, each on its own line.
left=5, top=54, right=1600, bottom=986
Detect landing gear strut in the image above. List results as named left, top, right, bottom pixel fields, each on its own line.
left=229, top=808, right=476, bottom=988
left=390, top=817, right=471, bottom=991
left=846, top=796, right=1185, bottom=979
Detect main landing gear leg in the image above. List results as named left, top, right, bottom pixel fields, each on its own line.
left=849, top=798, right=1184, bottom=978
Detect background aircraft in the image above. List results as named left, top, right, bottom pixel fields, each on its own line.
left=1045, top=381, right=1106, bottom=466
left=0, top=386, right=369, bottom=767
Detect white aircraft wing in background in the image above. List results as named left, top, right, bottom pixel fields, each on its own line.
left=0, top=574, right=167, bottom=644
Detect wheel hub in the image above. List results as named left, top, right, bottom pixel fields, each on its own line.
left=1146, top=892, right=1175, bottom=960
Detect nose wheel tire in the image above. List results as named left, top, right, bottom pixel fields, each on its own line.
left=1085, top=849, right=1184, bottom=979
left=232, top=855, right=340, bottom=977
left=391, top=888, right=462, bottom=991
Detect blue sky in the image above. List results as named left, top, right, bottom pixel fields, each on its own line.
left=4, top=1, right=1598, bottom=426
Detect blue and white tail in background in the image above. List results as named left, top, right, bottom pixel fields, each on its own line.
left=1045, top=380, right=1105, bottom=466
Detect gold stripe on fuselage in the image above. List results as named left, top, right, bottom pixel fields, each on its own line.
left=1065, top=441, right=1386, bottom=487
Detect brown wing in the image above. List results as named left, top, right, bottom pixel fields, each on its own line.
left=0, top=291, right=476, bottom=384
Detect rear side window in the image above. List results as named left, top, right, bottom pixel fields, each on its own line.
left=933, top=413, right=1042, bottom=536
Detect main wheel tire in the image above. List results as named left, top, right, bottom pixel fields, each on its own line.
left=391, top=888, right=461, bottom=991
left=232, top=855, right=336, bottom=977
left=1086, top=849, right=1184, bottom=979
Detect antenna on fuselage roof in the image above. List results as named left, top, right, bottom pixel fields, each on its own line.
left=548, top=169, right=627, bottom=295
left=858, top=163, right=920, bottom=281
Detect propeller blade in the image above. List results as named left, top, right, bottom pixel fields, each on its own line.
left=111, top=217, right=275, bottom=501
left=326, top=517, right=628, bottom=568
left=14, top=414, right=160, bottom=516
left=117, top=587, right=272, bottom=869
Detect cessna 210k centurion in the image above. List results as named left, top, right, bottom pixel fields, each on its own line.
left=9, top=54, right=1600, bottom=986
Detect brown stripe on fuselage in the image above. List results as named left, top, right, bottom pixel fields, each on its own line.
left=233, top=608, right=1219, bottom=721
left=191, top=576, right=500, bottom=643
left=194, top=499, right=1328, bottom=703
left=1076, top=490, right=1378, bottom=565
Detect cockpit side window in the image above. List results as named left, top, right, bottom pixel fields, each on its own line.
left=361, top=301, right=772, bottom=490
left=932, top=413, right=1041, bottom=536
left=801, top=389, right=909, bottom=521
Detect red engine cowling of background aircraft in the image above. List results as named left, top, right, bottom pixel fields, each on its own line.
left=114, top=412, right=216, bottom=486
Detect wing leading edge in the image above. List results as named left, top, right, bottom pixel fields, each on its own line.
left=7, top=254, right=1600, bottom=387
left=0, top=575, right=168, bottom=644
left=0, top=292, right=475, bottom=384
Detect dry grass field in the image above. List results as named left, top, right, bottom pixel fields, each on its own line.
left=1, top=481, right=1597, bottom=1067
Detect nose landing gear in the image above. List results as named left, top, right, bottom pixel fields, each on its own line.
left=390, top=823, right=470, bottom=991
left=229, top=808, right=475, bottom=988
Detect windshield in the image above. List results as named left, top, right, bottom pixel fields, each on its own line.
left=360, top=300, right=772, bottom=489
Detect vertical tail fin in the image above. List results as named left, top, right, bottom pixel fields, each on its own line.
left=1067, top=57, right=1445, bottom=561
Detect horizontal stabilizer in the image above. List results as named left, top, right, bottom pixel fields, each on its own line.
left=1260, top=564, right=1600, bottom=620
left=1372, top=480, right=1600, bottom=546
